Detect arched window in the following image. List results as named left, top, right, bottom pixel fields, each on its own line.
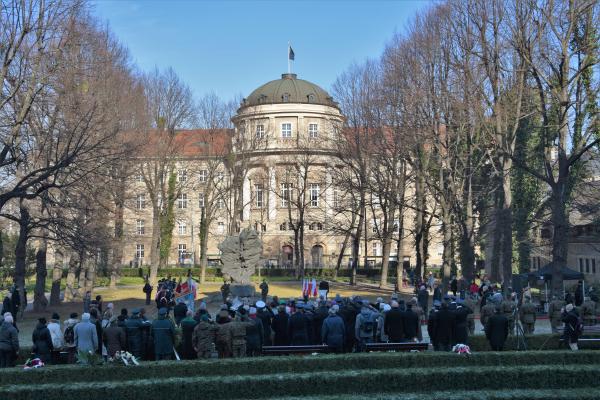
left=307, top=94, right=315, bottom=103
left=311, top=245, right=324, bottom=268
left=258, top=94, right=267, bottom=104
left=282, top=93, right=290, bottom=102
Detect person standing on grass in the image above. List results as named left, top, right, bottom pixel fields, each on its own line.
left=193, top=314, right=217, bottom=359
left=259, top=279, right=269, bottom=302
left=143, top=279, right=153, bottom=306
left=74, top=313, right=98, bottom=355
left=0, top=314, right=18, bottom=368
left=152, top=307, right=175, bottom=360
left=319, top=279, right=330, bottom=300
left=47, top=313, right=64, bottom=350
left=562, top=303, right=583, bottom=351
left=485, top=305, right=509, bottom=351
left=32, top=317, right=53, bottom=364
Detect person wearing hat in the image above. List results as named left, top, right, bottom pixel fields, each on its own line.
left=47, top=313, right=64, bottom=351
left=180, top=310, right=198, bottom=359
left=102, top=316, right=126, bottom=358
left=452, top=298, right=472, bottom=345
left=431, top=302, right=455, bottom=351
left=485, top=305, right=509, bottom=351
left=501, top=293, right=517, bottom=335
left=289, top=303, right=310, bottom=345
left=417, top=285, right=429, bottom=317
left=322, top=305, right=345, bottom=352
left=32, top=317, right=53, bottom=364
left=0, top=314, right=18, bottom=368
left=215, top=308, right=233, bottom=358
left=519, top=296, right=537, bottom=335
left=272, top=305, right=290, bottom=346
left=74, top=313, right=98, bottom=355
left=403, top=302, right=420, bottom=342
left=561, top=303, right=582, bottom=350
left=151, top=308, right=176, bottom=360
left=124, top=308, right=145, bottom=358
left=256, top=300, right=274, bottom=346
left=259, top=279, right=269, bottom=303
left=193, top=314, right=217, bottom=359
left=245, top=307, right=264, bottom=356
left=480, top=294, right=497, bottom=331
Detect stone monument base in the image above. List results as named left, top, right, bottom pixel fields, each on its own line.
left=230, top=284, right=255, bottom=298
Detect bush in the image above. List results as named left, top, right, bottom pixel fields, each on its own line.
left=2, top=350, right=599, bottom=386
left=1, top=364, right=598, bottom=400
left=467, top=333, right=600, bottom=351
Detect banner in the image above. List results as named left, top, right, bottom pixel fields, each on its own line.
left=174, top=278, right=197, bottom=312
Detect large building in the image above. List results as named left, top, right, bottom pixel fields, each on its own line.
left=123, top=73, right=443, bottom=271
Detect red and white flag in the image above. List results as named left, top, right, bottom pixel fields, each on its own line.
left=307, top=279, right=313, bottom=297
left=302, top=279, right=308, bottom=297
left=311, top=278, right=318, bottom=297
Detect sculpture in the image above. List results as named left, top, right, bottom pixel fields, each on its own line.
left=218, top=228, right=263, bottom=286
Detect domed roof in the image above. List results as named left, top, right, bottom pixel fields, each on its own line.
left=242, top=73, right=337, bottom=108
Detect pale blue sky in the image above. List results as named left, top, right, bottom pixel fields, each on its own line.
left=92, top=0, right=431, bottom=101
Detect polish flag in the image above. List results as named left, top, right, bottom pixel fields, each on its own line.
left=302, top=279, right=308, bottom=297
left=307, top=279, right=313, bottom=297
left=311, top=278, right=318, bottom=297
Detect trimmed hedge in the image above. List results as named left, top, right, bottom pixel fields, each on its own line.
left=467, top=333, right=600, bottom=351
left=1, top=351, right=598, bottom=386
left=276, top=389, right=600, bottom=400
left=1, top=365, right=598, bottom=400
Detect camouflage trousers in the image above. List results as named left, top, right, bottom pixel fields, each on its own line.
left=232, top=340, right=246, bottom=358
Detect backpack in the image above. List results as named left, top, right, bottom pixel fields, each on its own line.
left=64, top=325, right=75, bottom=345
left=360, top=314, right=376, bottom=337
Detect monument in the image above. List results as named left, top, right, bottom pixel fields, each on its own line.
left=218, top=228, right=263, bottom=298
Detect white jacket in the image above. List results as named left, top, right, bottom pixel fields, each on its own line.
left=48, top=321, right=64, bottom=348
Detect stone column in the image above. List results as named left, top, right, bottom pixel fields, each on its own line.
left=268, top=165, right=277, bottom=221
left=242, top=173, right=251, bottom=221
left=325, top=165, right=333, bottom=217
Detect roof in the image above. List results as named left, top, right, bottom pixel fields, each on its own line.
left=241, top=73, right=337, bottom=108
left=138, top=129, right=232, bottom=158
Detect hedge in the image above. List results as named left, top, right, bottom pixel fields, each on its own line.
left=466, top=333, right=600, bottom=351
left=1, top=365, right=598, bottom=400
left=1, top=351, right=598, bottom=386
left=276, top=389, right=600, bottom=400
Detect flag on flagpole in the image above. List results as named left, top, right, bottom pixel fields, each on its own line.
left=302, top=278, right=307, bottom=297
left=288, top=46, right=295, bottom=61
left=307, top=278, right=313, bottom=298
left=311, top=278, right=318, bottom=297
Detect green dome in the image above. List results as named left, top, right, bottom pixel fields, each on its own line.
left=242, top=73, right=337, bottom=108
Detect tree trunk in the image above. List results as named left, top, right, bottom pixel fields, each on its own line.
left=335, top=232, right=350, bottom=279
left=33, top=235, right=48, bottom=312
left=84, top=255, right=97, bottom=295
left=50, top=251, right=63, bottom=306
left=111, top=193, right=125, bottom=289
left=64, top=256, right=78, bottom=302
left=149, top=206, right=161, bottom=286
left=14, top=206, right=30, bottom=316
left=441, top=209, right=452, bottom=293
left=395, top=216, right=405, bottom=288
left=77, top=255, right=88, bottom=298
left=550, top=183, right=567, bottom=296
left=500, top=156, right=514, bottom=293
left=414, top=170, right=425, bottom=281
left=351, top=196, right=365, bottom=286
left=199, top=208, right=208, bottom=284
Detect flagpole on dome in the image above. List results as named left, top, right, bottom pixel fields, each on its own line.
left=288, top=42, right=295, bottom=74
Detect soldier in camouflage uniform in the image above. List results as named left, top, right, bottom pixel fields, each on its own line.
left=548, top=296, right=566, bottom=333
left=519, top=296, right=537, bottom=334
left=215, top=310, right=232, bottom=358
left=501, top=293, right=517, bottom=335
left=229, top=315, right=253, bottom=358
left=480, top=296, right=497, bottom=331
left=192, top=315, right=217, bottom=358
left=464, top=294, right=477, bottom=335
left=582, top=296, right=597, bottom=326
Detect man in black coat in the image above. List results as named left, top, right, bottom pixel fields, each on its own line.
left=432, top=302, right=455, bottom=351
left=272, top=306, right=290, bottom=346
left=452, top=299, right=473, bottom=345
left=288, top=306, right=310, bottom=345
left=485, top=305, right=509, bottom=351
left=417, top=285, right=429, bottom=317
left=173, top=301, right=188, bottom=326
left=256, top=301, right=273, bottom=346
left=384, top=301, right=405, bottom=342
left=403, top=303, right=420, bottom=341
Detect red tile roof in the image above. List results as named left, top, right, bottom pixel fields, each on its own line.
left=137, top=129, right=232, bottom=158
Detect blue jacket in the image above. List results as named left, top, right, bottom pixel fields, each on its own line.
left=74, top=320, right=98, bottom=353
left=321, top=314, right=345, bottom=348
left=152, top=316, right=175, bottom=356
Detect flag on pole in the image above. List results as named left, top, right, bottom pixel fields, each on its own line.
left=288, top=46, right=295, bottom=61
left=311, top=278, right=318, bottom=297
left=307, top=278, right=313, bottom=297
left=302, top=278, right=308, bottom=297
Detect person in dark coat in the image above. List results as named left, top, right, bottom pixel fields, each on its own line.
left=102, top=318, right=126, bottom=357
left=452, top=299, right=473, bottom=345
left=32, top=318, right=53, bottom=364
left=433, top=284, right=442, bottom=303
left=403, top=303, right=420, bottom=341
left=288, top=306, right=310, bottom=345
left=173, top=302, right=188, bottom=327
left=245, top=308, right=264, bottom=356
left=151, top=307, right=176, bottom=360
left=385, top=301, right=405, bottom=342
left=562, top=303, right=582, bottom=351
left=180, top=310, right=198, bottom=359
left=124, top=309, right=145, bottom=358
left=259, top=280, right=269, bottom=302
left=0, top=314, right=19, bottom=368
left=89, top=308, right=102, bottom=354
left=256, top=301, right=273, bottom=346
left=313, top=302, right=329, bottom=345
left=575, top=281, right=584, bottom=307
left=450, top=277, right=458, bottom=297
left=432, top=302, right=455, bottom=351
left=272, top=306, right=290, bottom=346
left=485, top=305, right=509, bottom=351
left=1, top=293, right=11, bottom=316
left=321, top=305, right=345, bottom=352
left=143, top=281, right=153, bottom=306
left=139, top=308, right=153, bottom=360
left=417, top=285, right=429, bottom=317
left=427, top=301, right=440, bottom=349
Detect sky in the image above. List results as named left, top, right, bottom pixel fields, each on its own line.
left=92, top=0, right=431, bottom=101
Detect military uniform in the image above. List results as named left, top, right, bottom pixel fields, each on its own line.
left=582, top=299, right=597, bottom=326
left=480, top=303, right=496, bottom=330
left=192, top=321, right=217, bottom=358
left=229, top=319, right=253, bottom=358
left=519, top=301, right=537, bottom=334
left=216, top=322, right=232, bottom=358
left=501, top=299, right=516, bottom=335
left=412, top=304, right=424, bottom=341
left=548, top=299, right=565, bottom=333
left=464, top=297, right=477, bottom=335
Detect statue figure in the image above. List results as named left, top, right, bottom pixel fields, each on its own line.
left=218, top=228, right=263, bottom=286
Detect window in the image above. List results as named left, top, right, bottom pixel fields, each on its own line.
left=135, top=244, right=145, bottom=259
left=282, top=93, right=290, bottom=102
left=309, top=183, right=320, bottom=207
left=316, top=222, right=323, bottom=231
left=178, top=244, right=187, bottom=259
left=254, top=222, right=267, bottom=232
left=281, top=123, right=292, bottom=138
left=178, top=221, right=187, bottom=235
left=281, top=183, right=293, bottom=207
left=586, top=258, right=590, bottom=273
left=136, top=194, right=146, bottom=210
left=280, top=223, right=289, bottom=231
left=255, top=183, right=264, bottom=208
left=136, top=220, right=145, bottom=235
left=309, top=222, right=323, bottom=231
left=307, top=94, right=315, bottom=103
left=199, top=170, right=208, bottom=183
left=216, top=171, right=224, bottom=181
left=309, top=123, right=318, bottom=138
left=178, top=169, right=187, bottom=183
left=258, top=94, right=267, bottom=104
left=217, top=222, right=225, bottom=234
left=198, top=193, right=205, bottom=208
left=136, top=174, right=144, bottom=183
left=373, top=242, right=382, bottom=257
left=579, top=258, right=584, bottom=273
left=256, top=124, right=265, bottom=139
left=217, top=197, right=225, bottom=209
left=593, top=259, right=597, bottom=274
left=178, top=193, right=188, bottom=209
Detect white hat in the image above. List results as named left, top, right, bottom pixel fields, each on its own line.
left=566, top=304, right=574, bottom=312
left=383, top=304, right=391, bottom=312
left=255, top=300, right=266, bottom=308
